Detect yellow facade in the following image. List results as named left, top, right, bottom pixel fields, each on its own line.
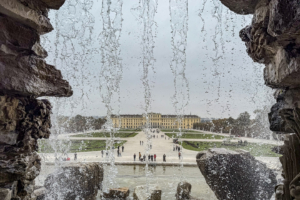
left=111, top=113, right=200, bottom=129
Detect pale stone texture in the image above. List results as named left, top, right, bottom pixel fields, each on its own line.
left=196, top=148, right=276, bottom=200
left=44, top=163, right=103, bottom=200
left=133, top=185, right=162, bottom=200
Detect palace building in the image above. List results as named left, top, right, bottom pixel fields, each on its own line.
left=111, top=113, right=200, bottom=129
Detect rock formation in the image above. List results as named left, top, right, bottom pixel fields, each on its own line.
left=196, top=148, right=276, bottom=200
left=215, top=0, right=300, bottom=199
left=44, top=163, right=103, bottom=200
left=175, top=181, right=192, bottom=200
left=103, top=187, right=130, bottom=199
left=0, top=0, right=71, bottom=199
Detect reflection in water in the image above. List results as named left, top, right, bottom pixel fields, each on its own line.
left=37, top=164, right=217, bottom=200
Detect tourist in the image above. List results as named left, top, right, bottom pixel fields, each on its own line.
left=151, top=155, right=153, bottom=161
left=178, top=147, right=180, bottom=152
left=122, top=145, right=124, bottom=152
left=143, top=155, right=146, bottom=161
left=134, top=153, right=136, bottom=161
left=154, top=154, right=156, bottom=161
left=163, top=154, right=166, bottom=162
left=178, top=152, right=181, bottom=159
left=139, top=152, right=141, bottom=160
left=117, top=149, right=119, bottom=157
left=118, top=146, right=120, bottom=151
left=74, top=152, right=77, bottom=161
left=101, top=150, right=103, bottom=158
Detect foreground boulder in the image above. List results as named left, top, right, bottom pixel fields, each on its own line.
left=103, top=187, right=130, bottom=199
left=44, top=163, right=103, bottom=200
left=176, top=181, right=192, bottom=200
left=196, top=148, right=276, bottom=200
left=133, top=184, right=161, bottom=200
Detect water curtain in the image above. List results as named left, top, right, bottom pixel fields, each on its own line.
left=169, top=0, right=189, bottom=180
left=131, top=0, right=158, bottom=192
left=99, top=0, right=123, bottom=192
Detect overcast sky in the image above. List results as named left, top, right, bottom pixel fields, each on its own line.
left=43, top=0, right=274, bottom=119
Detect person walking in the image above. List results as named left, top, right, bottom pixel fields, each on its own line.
left=118, top=146, right=120, bottom=151
left=163, top=154, right=166, bottom=162
left=101, top=150, right=103, bottom=158
left=143, top=154, right=146, bottom=161
left=178, top=147, right=180, bottom=152
left=148, top=154, right=151, bottom=161
left=122, top=145, right=124, bottom=152
left=134, top=153, right=136, bottom=161
left=74, top=152, right=77, bottom=161
left=139, top=152, right=141, bottom=161
left=178, top=152, right=181, bottom=159
left=151, top=155, right=153, bottom=161
left=154, top=154, right=156, bottom=161
left=117, top=149, right=120, bottom=157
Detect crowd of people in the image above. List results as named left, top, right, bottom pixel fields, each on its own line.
left=134, top=152, right=167, bottom=162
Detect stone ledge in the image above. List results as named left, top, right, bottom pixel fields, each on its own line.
left=0, top=55, right=73, bottom=97
left=0, top=0, right=53, bottom=34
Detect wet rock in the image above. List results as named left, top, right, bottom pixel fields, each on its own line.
left=219, top=0, right=259, bottom=15
left=40, top=0, right=66, bottom=10
left=44, top=163, right=103, bottom=200
left=0, top=0, right=53, bottom=34
left=175, top=181, right=191, bottom=200
left=0, top=55, right=73, bottom=97
left=33, top=187, right=47, bottom=200
left=0, top=16, right=41, bottom=55
left=0, top=96, right=52, bottom=150
left=196, top=148, right=277, bottom=200
left=133, top=185, right=162, bottom=200
left=268, top=0, right=300, bottom=38
left=103, top=187, right=130, bottom=199
left=269, top=89, right=300, bottom=133
left=0, top=188, right=12, bottom=200
left=264, top=48, right=300, bottom=89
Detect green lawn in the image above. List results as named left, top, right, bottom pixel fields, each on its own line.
left=161, top=129, right=198, bottom=133
left=182, top=141, right=280, bottom=157
left=71, top=132, right=138, bottom=138
left=165, top=133, right=226, bottom=139
left=38, top=139, right=126, bottom=153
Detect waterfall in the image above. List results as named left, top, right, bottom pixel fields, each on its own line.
left=169, top=0, right=189, bottom=181
left=99, top=0, right=124, bottom=192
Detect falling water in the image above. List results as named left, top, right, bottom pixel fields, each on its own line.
left=169, top=0, right=189, bottom=181
left=131, top=0, right=158, bottom=192
left=99, top=0, right=123, bottom=192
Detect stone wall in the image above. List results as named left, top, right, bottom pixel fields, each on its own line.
left=218, top=0, right=300, bottom=199
left=0, top=0, right=71, bottom=199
